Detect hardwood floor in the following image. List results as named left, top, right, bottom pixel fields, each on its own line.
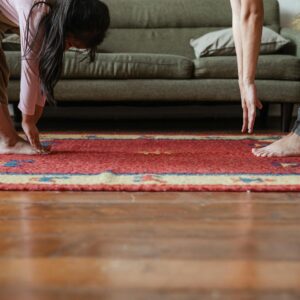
left=0, top=191, right=300, bottom=300
left=2, top=116, right=300, bottom=299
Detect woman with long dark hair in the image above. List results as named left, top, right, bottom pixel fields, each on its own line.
left=0, top=0, right=110, bottom=154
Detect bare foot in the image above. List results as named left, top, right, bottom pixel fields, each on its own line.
left=0, top=137, right=38, bottom=155
left=252, top=133, right=300, bottom=157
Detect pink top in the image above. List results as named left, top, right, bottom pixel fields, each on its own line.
left=0, top=0, right=49, bottom=115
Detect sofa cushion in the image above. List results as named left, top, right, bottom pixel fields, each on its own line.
left=194, top=55, right=300, bottom=81
left=1, top=34, right=20, bottom=51
left=7, top=79, right=300, bottom=104
left=4, top=27, right=279, bottom=60
left=190, top=27, right=289, bottom=58
left=2, top=0, right=280, bottom=60
left=6, top=51, right=194, bottom=80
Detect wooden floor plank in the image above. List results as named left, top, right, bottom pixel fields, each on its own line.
left=0, top=191, right=300, bottom=299
left=1, top=259, right=300, bottom=289
left=0, top=192, right=299, bottom=203
left=1, top=223, right=300, bottom=260
left=0, top=289, right=298, bottom=300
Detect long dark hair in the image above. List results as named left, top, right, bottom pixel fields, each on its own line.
left=25, top=0, right=110, bottom=105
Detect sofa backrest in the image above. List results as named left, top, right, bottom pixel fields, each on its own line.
left=99, top=0, right=280, bottom=58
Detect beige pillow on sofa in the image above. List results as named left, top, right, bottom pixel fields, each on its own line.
left=190, top=27, right=290, bottom=58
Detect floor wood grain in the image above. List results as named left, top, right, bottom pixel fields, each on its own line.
left=0, top=192, right=300, bottom=300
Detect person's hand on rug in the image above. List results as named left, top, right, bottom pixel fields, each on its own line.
left=22, top=106, right=49, bottom=154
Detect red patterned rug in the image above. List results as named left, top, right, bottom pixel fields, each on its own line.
left=0, top=133, right=299, bottom=192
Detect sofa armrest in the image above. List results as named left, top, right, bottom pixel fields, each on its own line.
left=280, top=28, right=300, bottom=57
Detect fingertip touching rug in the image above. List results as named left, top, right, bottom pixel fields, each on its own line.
left=0, top=133, right=299, bottom=192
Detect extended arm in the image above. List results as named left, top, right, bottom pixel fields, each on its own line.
left=230, top=0, right=264, bottom=133
left=18, top=4, right=49, bottom=152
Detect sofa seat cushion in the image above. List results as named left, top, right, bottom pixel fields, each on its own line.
left=6, top=51, right=194, bottom=80
left=194, top=55, right=300, bottom=81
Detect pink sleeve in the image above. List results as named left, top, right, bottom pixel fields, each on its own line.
left=17, top=3, right=48, bottom=116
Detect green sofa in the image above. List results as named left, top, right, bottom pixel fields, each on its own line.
left=4, top=0, right=300, bottom=131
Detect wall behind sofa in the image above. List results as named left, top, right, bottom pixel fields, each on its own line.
left=278, top=0, right=300, bottom=27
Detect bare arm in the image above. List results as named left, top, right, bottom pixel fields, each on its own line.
left=230, top=0, right=243, bottom=84
left=230, top=0, right=264, bottom=133
left=241, top=0, right=264, bottom=85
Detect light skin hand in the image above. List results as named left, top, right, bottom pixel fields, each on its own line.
left=239, top=81, right=263, bottom=133
left=22, top=105, right=49, bottom=154
left=242, top=82, right=263, bottom=134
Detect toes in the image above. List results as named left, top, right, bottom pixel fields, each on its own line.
left=0, top=141, right=47, bottom=155
left=252, top=149, right=262, bottom=157
left=26, top=148, right=39, bottom=155
left=13, top=141, right=38, bottom=155
left=253, top=148, right=267, bottom=157
left=252, top=148, right=258, bottom=155
left=256, top=149, right=265, bottom=156
left=259, top=150, right=270, bottom=158
left=251, top=144, right=282, bottom=158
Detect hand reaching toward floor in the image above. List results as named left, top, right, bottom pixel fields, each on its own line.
left=240, top=82, right=263, bottom=134
left=22, top=105, right=49, bottom=154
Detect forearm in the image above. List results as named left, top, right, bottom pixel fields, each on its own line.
left=240, top=0, right=264, bottom=85
left=22, top=105, right=44, bottom=125
left=230, top=0, right=244, bottom=83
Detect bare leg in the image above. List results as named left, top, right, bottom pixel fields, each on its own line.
left=0, top=103, right=37, bottom=155
left=253, top=108, right=300, bottom=157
